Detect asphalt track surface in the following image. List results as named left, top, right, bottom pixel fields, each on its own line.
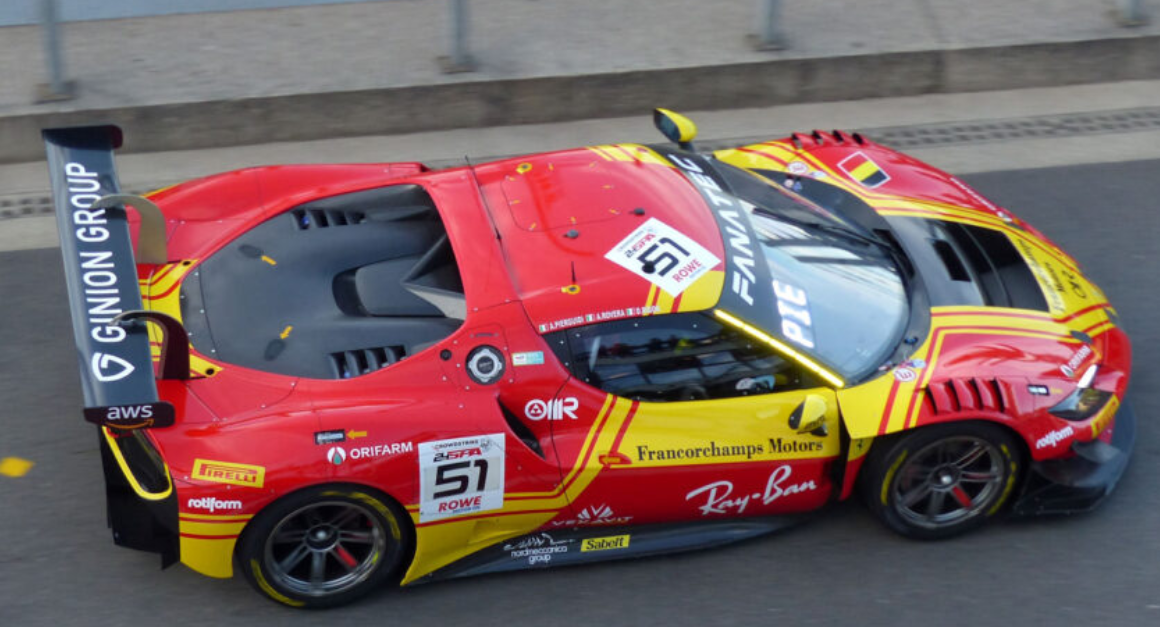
left=1, top=159, right=1158, bottom=626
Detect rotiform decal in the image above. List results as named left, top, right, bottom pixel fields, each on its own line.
left=186, top=497, right=243, bottom=513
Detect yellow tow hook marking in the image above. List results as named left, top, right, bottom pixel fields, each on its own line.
left=280, top=325, right=293, bottom=339
left=261, top=255, right=277, bottom=266
left=0, top=457, right=34, bottom=478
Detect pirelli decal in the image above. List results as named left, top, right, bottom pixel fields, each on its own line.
left=191, top=459, right=265, bottom=488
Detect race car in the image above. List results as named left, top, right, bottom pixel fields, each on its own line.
left=44, top=110, right=1134, bottom=608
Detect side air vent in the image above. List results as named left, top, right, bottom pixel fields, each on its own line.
left=292, top=208, right=368, bottom=230
left=932, top=239, right=971, bottom=282
left=924, top=378, right=1015, bottom=415
left=329, top=346, right=405, bottom=379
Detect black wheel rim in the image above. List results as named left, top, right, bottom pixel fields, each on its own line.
left=264, top=500, right=388, bottom=597
left=890, top=436, right=1006, bottom=530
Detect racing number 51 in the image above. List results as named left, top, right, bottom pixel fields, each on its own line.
left=639, top=237, right=690, bottom=276
left=433, top=459, right=489, bottom=498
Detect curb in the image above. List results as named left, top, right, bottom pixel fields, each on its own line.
left=2, top=35, right=1159, bottom=164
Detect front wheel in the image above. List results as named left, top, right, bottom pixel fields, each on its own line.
left=861, top=422, right=1023, bottom=540
left=237, top=485, right=410, bottom=608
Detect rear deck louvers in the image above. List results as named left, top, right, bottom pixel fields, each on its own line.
left=292, top=208, right=368, bottom=230
left=330, top=346, right=405, bottom=378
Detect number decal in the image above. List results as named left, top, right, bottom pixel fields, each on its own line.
left=605, top=217, right=721, bottom=296
left=419, top=434, right=505, bottom=522
left=432, top=459, right=490, bottom=498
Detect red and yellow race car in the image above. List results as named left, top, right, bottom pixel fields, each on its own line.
left=45, top=110, right=1133, bottom=608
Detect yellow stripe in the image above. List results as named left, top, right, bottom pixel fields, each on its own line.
left=714, top=309, right=844, bottom=388
left=179, top=520, right=247, bottom=536
left=101, top=428, right=173, bottom=501
left=588, top=146, right=614, bottom=161
left=180, top=512, right=253, bottom=521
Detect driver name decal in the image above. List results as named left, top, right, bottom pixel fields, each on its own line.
left=605, top=217, right=719, bottom=296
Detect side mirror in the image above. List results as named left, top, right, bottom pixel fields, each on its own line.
left=788, top=394, right=828, bottom=436
left=653, top=108, right=698, bottom=150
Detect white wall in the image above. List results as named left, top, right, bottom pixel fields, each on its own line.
left=1, top=0, right=394, bottom=27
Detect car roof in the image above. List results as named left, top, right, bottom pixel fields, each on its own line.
left=473, top=144, right=727, bottom=333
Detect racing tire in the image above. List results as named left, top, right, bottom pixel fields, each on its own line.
left=237, top=485, right=411, bottom=608
left=861, top=422, right=1023, bottom=540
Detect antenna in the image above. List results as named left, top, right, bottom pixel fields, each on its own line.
left=464, top=155, right=502, bottom=241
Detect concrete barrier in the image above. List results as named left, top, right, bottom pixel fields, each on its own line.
left=3, top=35, right=1159, bottom=164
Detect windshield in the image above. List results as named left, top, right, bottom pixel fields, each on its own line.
left=714, top=162, right=909, bottom=379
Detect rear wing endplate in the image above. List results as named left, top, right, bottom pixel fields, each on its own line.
left=43, top=126, right=175, bottom=429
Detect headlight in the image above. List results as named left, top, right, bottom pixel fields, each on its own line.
left=1048, top=364, right=1111, bottom=421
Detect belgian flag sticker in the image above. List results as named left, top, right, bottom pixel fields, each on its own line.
left=838, top=152, right=890, bottom=188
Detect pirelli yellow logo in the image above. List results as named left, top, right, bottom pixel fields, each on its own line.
left=581, top=535, right=630, bottom=552
left=191, top=459, right=265, bottom=488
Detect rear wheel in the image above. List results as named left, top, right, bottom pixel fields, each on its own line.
left=861, top=422, right=1023, bottom=540
left=238, top=485, right=410, bottom=608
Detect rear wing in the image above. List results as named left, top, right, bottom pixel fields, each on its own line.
left=43, top=126, right=175, bottom=429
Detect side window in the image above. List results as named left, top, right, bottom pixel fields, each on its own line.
left=564, top=313, right=816, bottom=402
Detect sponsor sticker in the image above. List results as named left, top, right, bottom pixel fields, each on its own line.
left=604, top=217, right=720, bottom=296
left=551, top=504, right=633, bottom=528
left=186, top=496, right=243, bottom=513
left=504, top=533, right=573, bottom=565
left=685, top=465, right=818, bottom=516
left=314, top=430, right=346, bottom=445
left=894, top=367, right=917, bottom=382
left=1035, top=426, right=1075, bottom=450
left=512, top=351, right=544, bottom=366
left=419, top=434, right=505, bottom=522
left=1060, top=345, right=1093, bottom=378
left=191, top=459, right=265, bottom=489
left=326, top=442, right=412, bottom=465
left=581, top=535, right=630, bottom=552
left=525, top=397, right=579, bottom=421
left=1090, top=396, right=1118, bottom=438
left=838, top=151, right=890, bottom=188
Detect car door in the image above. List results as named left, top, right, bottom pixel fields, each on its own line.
left=544, top=312, right=842, bottom=527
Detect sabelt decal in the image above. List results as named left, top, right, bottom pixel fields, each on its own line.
left=581, top=535, right=630, bottom=552
left=685, top=465, right=817, bottom=516
left=604, top=217, right=720, bottom=296
left=838, top=152, right=890, bottom=188
left=418, top=434, right=505, bottom=522
left=191, top=459, right=265, bottom=488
